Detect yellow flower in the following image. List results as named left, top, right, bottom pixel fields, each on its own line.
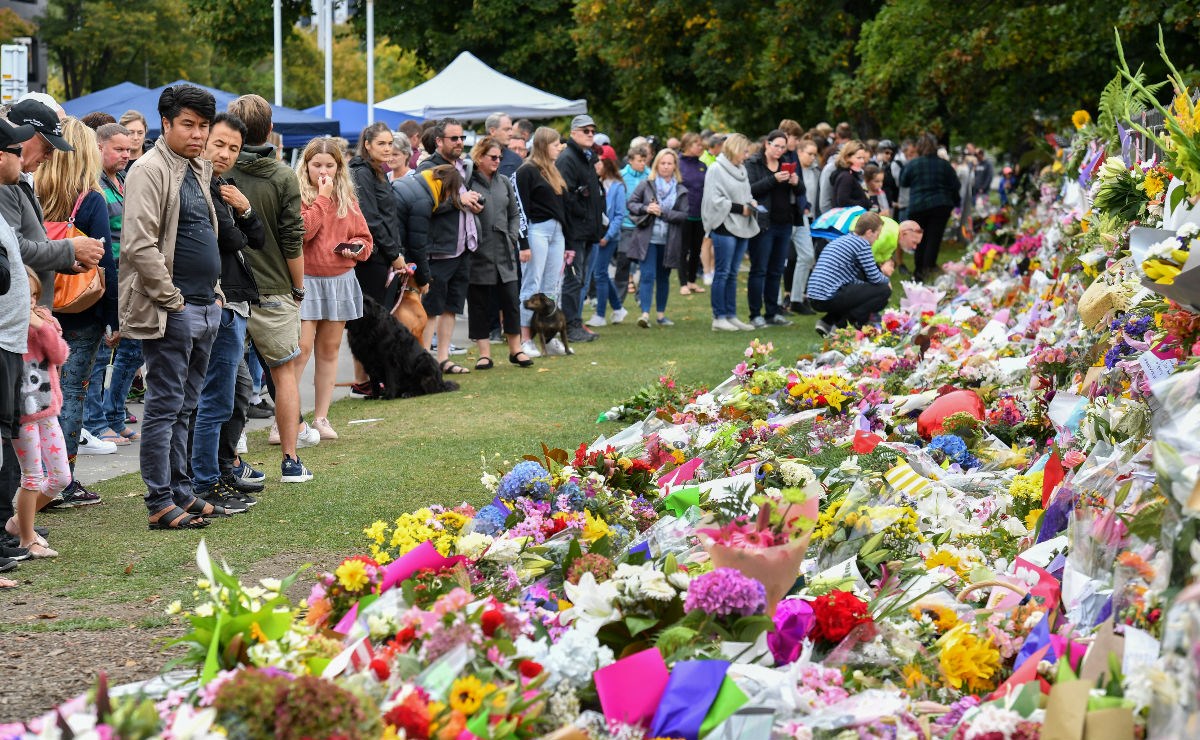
left=1025, top=508, right=1044, bottom=531
left=924, top=549, right=964, bottom=575
left=381, top=726, right=400, bottom=740
left=335, top=559, right=370, bottom=592
left=1072, top=109, right=1092, bottom=130
left=1143, top=171, right=1166, bottom=200
left=1172, top=93, right=1197, bottom=137
left=364, top=520, right=388, bottom=544
left=248, top=621, right=269, bottom=644
left=582, top=510, right=612, bottom=543
left=910, top=603, right=959, bottom=631
left=937, top=624, right=1001, bottom=692
left=902, top=663, right=930, bottom=690
left=449, top=675, right=494, bottom=715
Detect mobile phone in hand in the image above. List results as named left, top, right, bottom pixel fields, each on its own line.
left=337, top=242, right=364, bottom=255
left=780, top=162, right=796, bottom=175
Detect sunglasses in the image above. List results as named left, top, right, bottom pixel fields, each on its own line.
left=440, top=135, right=466, bottom=142
left=578, top=128, right=596, bottom=135
left=1, top=146, right=21, bottom=156
left=484, top=154, right=501, bottom=161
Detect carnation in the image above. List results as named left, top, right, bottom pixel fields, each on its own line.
left=684, top=568, right=767, bottom=618
left=809, top=589, right=873, bottom=644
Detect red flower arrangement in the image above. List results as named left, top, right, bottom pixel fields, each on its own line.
left=808, top=590, right=874, bottom=644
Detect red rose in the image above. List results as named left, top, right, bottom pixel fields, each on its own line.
left=369, top=657, right=391, bottom=681
left=518, top=659, right=543, bottom=678
left=808, top=590, right=873, bottom=644
left=481, top=608, right=506, bottom=638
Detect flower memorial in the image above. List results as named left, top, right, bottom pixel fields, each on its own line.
left=11, top=35, right=1200, bottom=740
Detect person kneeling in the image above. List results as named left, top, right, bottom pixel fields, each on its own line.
left=806, top=212, right=893, bottom=337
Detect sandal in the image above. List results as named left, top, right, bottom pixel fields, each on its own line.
left=508, top=352, right=534, bottom=368
left=440, top=359, right=471, bottom=375
left=688, top=283, right=705, bottom=294
left=23, top=542, right=58, bottom=558
left=627, top=280, right=637, bottom=294
left=183, top=497, right=232, bottom=519
left=119, top=428, right=141, bottom=441
left=475, top=357, right=495, bottom=371
left=96, top=428, right=131, bottom=446
left=148, top=505, right=208, bottom=530
left=679, top=285, right=692, bottom=295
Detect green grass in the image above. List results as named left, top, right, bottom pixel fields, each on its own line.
left=6, top=285, right=826, bottom=623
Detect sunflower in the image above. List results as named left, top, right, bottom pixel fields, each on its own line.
left=449, top=675, right=494, bottom=714
left=924, top=549, right=964, bottom=575
left=1072, top=110, right=1092, bottom=130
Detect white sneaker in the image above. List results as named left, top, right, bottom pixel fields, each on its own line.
left=703, top=272, right=714, bottom=285
left=610, top=308, right=628, bottom=324
left=711, top=318, right=739, bottom=332
left=78, top=428, right=118, bottom=455
left=520, top=340, right=542, bottom=358
left=268, top=422, right=280, bottom=445
left=545, top=338, right=567, bottom=356
left=236, top=432, right=248, bottom=454
left=297, top=423, right=321, bottom=448
left=730, top=318, right=755, bottom=331
left=585, top=314, right=608, bottom=328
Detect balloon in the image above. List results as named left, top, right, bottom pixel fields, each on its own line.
left=917, top=390, right=985, bottom=440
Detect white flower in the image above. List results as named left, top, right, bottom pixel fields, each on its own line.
left=480, top=472, right=500, bottom=492
left=194, top=603, right=215, bottom=618
left=482, top=536, right=525, bottom=564
left=1145, top=237, right=1180, bottom=260
left=367, top=613, right=396, bottom=639
left=779, top=460, right=816, bottom=488
left=1000, top=517, right=1027, bottom=537
left=543, top=628, right=615, bottom=686
left=456, top=532, right=494, bottom=559
left=560, top=572, right=620, bottom=634
left=259, top=577, right=283, bottom=593
left=241, top=586, right=267, bottom=600
left=165, top=600, right=183, bottom=615
left=1178, top=222, right=1200, bottom=240
left=636, top=570, right=678, bottom=602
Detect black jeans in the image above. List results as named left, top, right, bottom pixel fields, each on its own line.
left=910, top=205, right=954, bottom=276
left=679, top=218, right=704, bottom=285
left=560, top=240, right=592, bottom=328
left=811, top=281, right=891, bottom=328
left=614, top=227, right=636, bottom=309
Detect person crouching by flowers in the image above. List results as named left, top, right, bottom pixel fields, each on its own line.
left=12, top=269, right=69, bottom=558
left=625, top=147, right=689, bottom=328
left=806, top=211, right=893, bottom=337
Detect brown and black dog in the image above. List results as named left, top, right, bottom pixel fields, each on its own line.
left=523, top=293, right=571, bottom=356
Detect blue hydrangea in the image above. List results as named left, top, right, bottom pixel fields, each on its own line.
left=608, top=523, right=631, bottom=553
left=473, top=504, right=509, bottom=536
left=497, top=461, right=552, bottom=502
left=556, top=481, right=584, bottom=512
left=929, top=434, right=981, bottom=469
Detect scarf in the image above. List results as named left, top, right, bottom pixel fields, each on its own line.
left=653, top=176, right=678, bottom=211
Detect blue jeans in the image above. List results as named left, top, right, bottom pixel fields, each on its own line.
left=84, top=337, right=142, bottom=436
left=247, top=345, right=264, bottom=393
left=710, top=232, right=749, bottom=319
left=637, top=242, right=670, bottom=314
left=190, top=309, right=246, bottom=490
left=519, top=219, right=566, bottom=327
left=59, top=323, right=104, bottom=468
left=141, top=303, right=220, bottom=514
left=590, top=236, right=622, bottom=317
left=747, top=223, right=793, bottom=319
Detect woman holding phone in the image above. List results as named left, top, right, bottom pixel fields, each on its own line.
left=296, top=138, right=373, bottom=440
left=743, top=129, right=800, bottom=327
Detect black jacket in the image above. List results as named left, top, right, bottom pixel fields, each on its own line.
left=210, top=176, right=264, bottom=304
left=830, top=167, right=871, bottom=210
left=349, top=155, right=403, bottom=264
left=391, top=175, right=435, bottom=287
left=417, top=152, right=472, bottom=256
left=555, top=139, right=604, bottom=244
left=745, top=152, right=803, bottom=228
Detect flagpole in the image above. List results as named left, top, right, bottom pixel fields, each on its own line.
left=273, top=0, right=283, bottom=106
left=366, top=0, right=375, bottom=125
left=324, top=0, right=333, bottom=120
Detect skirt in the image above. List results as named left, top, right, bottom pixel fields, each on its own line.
left=300, top=271, right=363, bottom=322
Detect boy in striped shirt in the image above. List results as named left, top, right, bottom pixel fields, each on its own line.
left=807, top=212, right=893, bottom=336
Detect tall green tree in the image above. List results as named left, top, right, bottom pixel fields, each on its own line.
left=184, top=0, right=310, bottom=68
left=0, top=8, right=35, bottom=44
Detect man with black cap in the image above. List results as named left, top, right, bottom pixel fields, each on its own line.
left=555, top=114, right=605, bottom=344
left=0, top=115, right=39, bottom=576
left=0, top=98, right=105, bottom=308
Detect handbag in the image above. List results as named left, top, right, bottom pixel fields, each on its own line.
left=45, top=192, right=105, bottom=313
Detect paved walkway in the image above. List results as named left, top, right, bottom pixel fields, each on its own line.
left=72, top=319, right=474, bottom=485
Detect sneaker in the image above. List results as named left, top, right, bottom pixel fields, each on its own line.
left=268, top=423, right=280, bottom=445
left=637, top=314, right=650, bottom=328
left=247, top=399, right=274, bottom=419
left=127, top=376, right=145, bottom=401
left=297, top=423, right=321, bottom=448
left=610, top=308, right=628, bottom=324
left=703, top=272, right=714, bottom=285
left=235, top=432, right=248, bottom=455
left=230, top=459, right=266, bottom=485
left=488, top=329, right=505, bottom=344
left=566, top=326, right=597, bottom=343
left=729, top=318, right=756, bottom=331
left=657, top=317, right=675, bottom=326
left=0, top=544, right=29, bottom=561
left=794, top=299, right=816, bottom=316
left=59, top=480, right=102, bottom=507
left=197, top=480, right=250, bottom=514
left=767, top=315, right=793, bottom=326
left=585, top=314, right=608, bottom=328
left=815, top=319, right=833, bottom=337
left=0, top=556, right=18, bottom=572
left=751, top=316, right=768, bottom=329
left=221, top=469, right=264, bottom=496
left=77, top=429, right=118, bottom=456
left=281, top=455, right=314, bottom=483
left=520, top=340, right=542, bottom=359
left=545, top=338, right=567, bottom=356
left=711, top=318, right=739, bottom=332
left=313, top=417, right=338, bottom=440
left=448, top=343, right=467, bottom=356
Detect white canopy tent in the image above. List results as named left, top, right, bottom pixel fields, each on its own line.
left=376, top=51, right=587, bottom=121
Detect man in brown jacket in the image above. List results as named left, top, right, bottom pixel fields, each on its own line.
left=120, top=85, right=242, bottom=530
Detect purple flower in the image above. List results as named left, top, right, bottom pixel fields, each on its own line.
left=684, top=568, right=767, bottom=617
left=768, top=598, right=815, bottom=665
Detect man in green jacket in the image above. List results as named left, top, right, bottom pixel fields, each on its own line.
left=227, top=94, right=314, bottom=484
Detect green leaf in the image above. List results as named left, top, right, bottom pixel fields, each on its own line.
left=591, top=535, right=612, bottom=557
left=200, top=611, right=225, bottom=685
left=625, top=614, right=659, bottom=637
left=1170, top=184, right=1187, bottom=214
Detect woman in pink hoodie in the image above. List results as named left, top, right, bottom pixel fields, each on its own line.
left=13, top=269, right=70, bottom=558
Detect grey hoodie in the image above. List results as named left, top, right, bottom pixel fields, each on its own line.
left=701, top=154, right=760, bottom=239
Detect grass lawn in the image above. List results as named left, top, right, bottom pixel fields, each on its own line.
left=7, top=283, right=827, bottom=623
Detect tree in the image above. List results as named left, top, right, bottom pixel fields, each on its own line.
left=39, top=0, right=208, bottom=99
left=0, top=8, right=35, bottom=44
left=184, top=0, right=310, bottom=69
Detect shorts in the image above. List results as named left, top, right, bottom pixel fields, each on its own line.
left=246, top=294, right=301, bottom=367
left=0, top=348, right=21, bottom=440
left=422, top=254, right=469, bottom=317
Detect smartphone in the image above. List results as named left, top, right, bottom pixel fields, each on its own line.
left=337, top=242, right=364, bottom=255
left=780, top=162, right=796, bottom=175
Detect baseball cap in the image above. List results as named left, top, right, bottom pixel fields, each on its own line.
left=599, top=144, right=618, bottom=162
left=878, top=139, right=897, bottom=153
left=594, top=132, right=611, bottom=146
left=570, top=114, right=596, bottom=130
left=0, top=117, right=37, bottom=155
left=9, top=98, right=73, bottom=152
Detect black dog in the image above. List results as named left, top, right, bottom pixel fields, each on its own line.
left=523, top=293, right=571, bottom=356
left=346, top=297, right=459, bottom=399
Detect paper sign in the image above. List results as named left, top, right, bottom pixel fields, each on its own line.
left=379, top=541, right=465, bottom=593
left=1079, top=620, right=1123, bottom=684
left=1140, top=353, right=1180, bottom=387
left=594, top=647, right=671, bottom=728
left=1120, top=625, right=1160, bottom=677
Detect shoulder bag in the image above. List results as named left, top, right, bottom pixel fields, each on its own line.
left=45, top=192, right=105, bottom=313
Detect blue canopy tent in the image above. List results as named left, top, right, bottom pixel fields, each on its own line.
left=302, top=99, right=419, bottom=142
left=62, top=81, right=338, bottom=148
left=60, top=82, right=151, bottom=119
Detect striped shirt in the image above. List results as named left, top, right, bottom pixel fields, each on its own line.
left=806, top=233, right=888, bottom=301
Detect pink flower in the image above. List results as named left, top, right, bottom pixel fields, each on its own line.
left=1062, top=450, right=1086, bottom=468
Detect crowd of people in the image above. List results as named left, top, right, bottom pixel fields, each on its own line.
left=0, top=84, right=998, bottom=581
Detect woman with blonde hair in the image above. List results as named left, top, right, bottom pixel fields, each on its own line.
left=625, top=147, right=689, bottom=327
left=513, top=126, right=567, bottom=357
left=118, top=110, right=147, bottom=169
left=700, top=132, right=760, bottom=331
left=37, top=118, right=116, bottom=501
left=296, top=137, right=373, bottom=440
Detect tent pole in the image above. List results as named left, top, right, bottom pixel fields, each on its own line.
left=366, top=0, right=375, bottom=125
left=273, top=0, right=283, bottom=106
left=324, top=0, right=334, bottom=120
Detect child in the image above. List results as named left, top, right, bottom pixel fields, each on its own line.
left=13, top=269, right=70, bottom=558
left=864, top=164, right=891, bottom=218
